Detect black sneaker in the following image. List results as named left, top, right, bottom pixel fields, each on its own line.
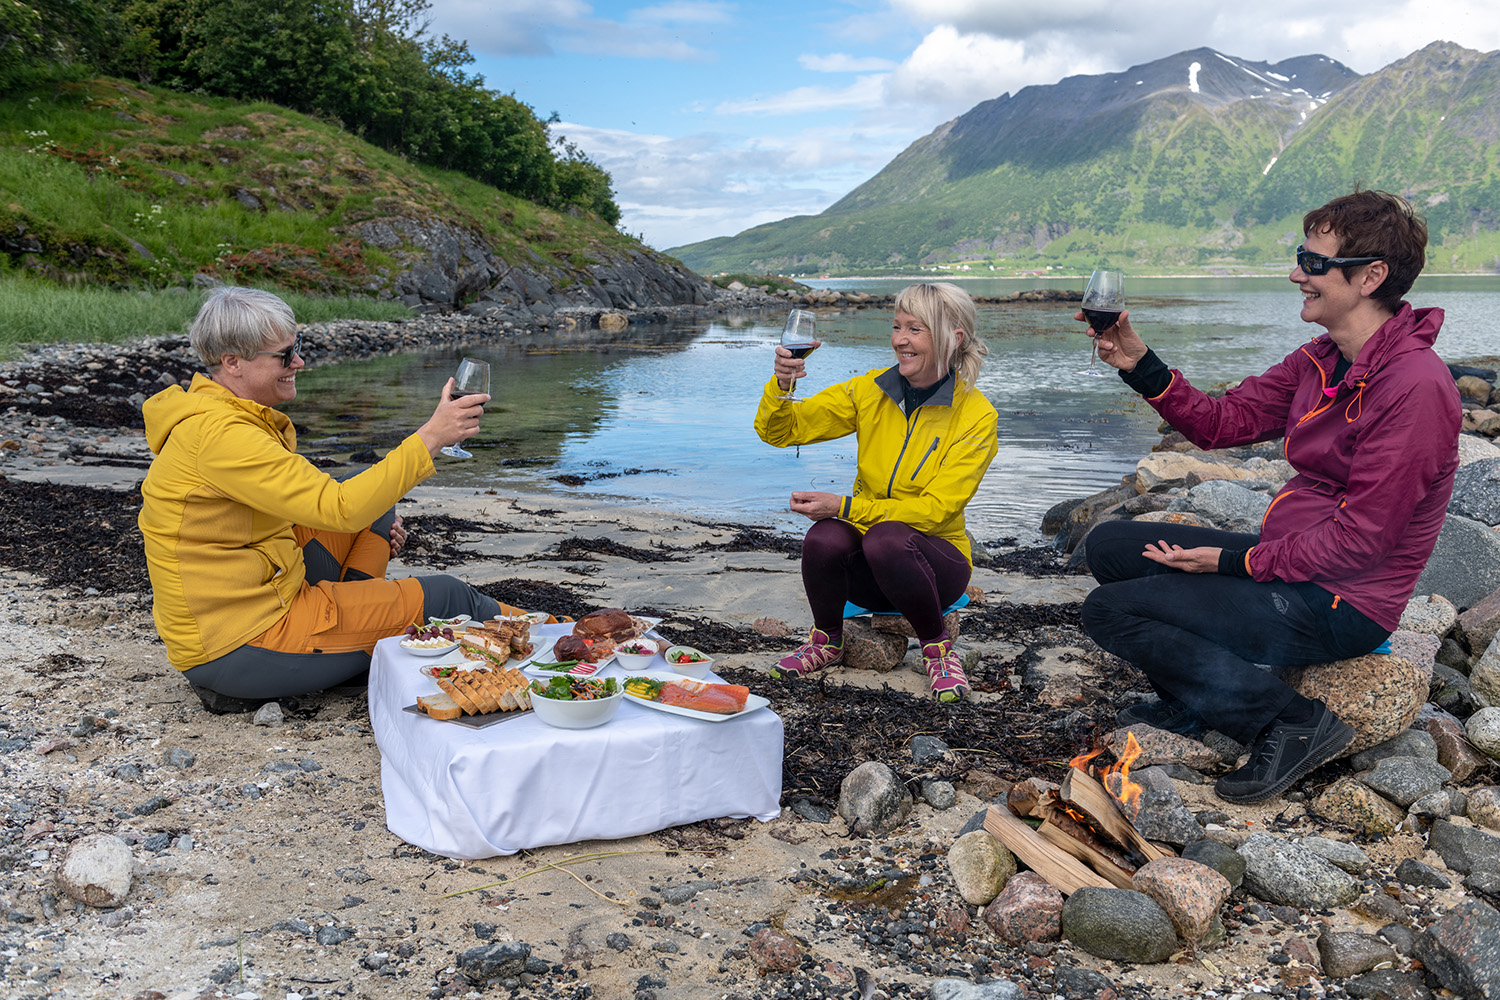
left=1115, top=697, right=1205, bottom=736
left=1214, top=702, right=1355, bottom=804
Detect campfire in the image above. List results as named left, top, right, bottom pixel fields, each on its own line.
left=984, top=734, right=1174, bottom=893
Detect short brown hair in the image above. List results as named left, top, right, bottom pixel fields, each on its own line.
left=1303, top=190, right=1427, bottom=310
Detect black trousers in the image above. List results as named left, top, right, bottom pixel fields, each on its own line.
left=1080, top=520, right=1388, bottom=744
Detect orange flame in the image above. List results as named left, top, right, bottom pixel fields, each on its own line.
left=1102, top=731, right=1146, bottom=817
left=1069, top=747, right=1105, bottom=771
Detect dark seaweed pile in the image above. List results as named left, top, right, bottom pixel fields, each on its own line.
left=0, top=479, right=149, bottom=595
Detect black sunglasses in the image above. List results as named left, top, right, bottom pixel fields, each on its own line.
left=252, top=334, right=303, bottom=368
left=1295, top=244, right=1382, bottom=276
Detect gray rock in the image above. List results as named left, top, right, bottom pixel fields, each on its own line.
left=1450, top=458, right=1500, bottom=526
left=1341, top=969, right=1433, bottom=999
left=1239, top=832, right=1362, bottom=908
left=1474, top=642, right=1500, bottom=711
left=252, top=702, right=284, bottom=727
left=1130, top=766, right=1204, bottom=849
left=946, top=831, right=1015, bottom=906
left=1459, top=587, right=1500, bottom=663
left=1395, top=858, right=1452, bottom=889
left=1061, top=887, right=1178, bottom=964
left=317, top=925, right=354, bottom=946
left=271, top=919, right=313, bottom=936
left=605, top=932, right=631, bottom=951
left=163, top=747, right=196, bottom=770
left=1168, top=479, right=1272, bottom=533
left=1052, top=967, right=1117, bottom=998
left=1412, top=898, right=1500, bottom=1000
left=662, top=880, right=717, bottom=905
left=1378, top=923, right=1420, bottom=956
left=1438, top=636, right=1473, bottom=674
left=1361, top=757, right=1453, bottom=808
left=930, top=979, right=1026, bottom=1000
left=1428, top=820, right=1500, bottom=876
left=458, top=940, right=531, bottom=984
left=1317, top=930, right=1398, bottom=979
left=1410, top=790, right=1455, bottom=822
left=1468, top=787, right=1500, bottom=832
left=1400, top=595, right=1460, bottom=637
left=921, top=779, right=957, bottom=810
left=910, top=735, right=949, bottom=766
left=55, top=834, right=133, bottom=908
left=790, top=798, right=832, bottom=824
left=1414, top=514, right=1500, bottom=610
left=1389, top=630, right=1440, bottom=679
left=1296, top=836, right=1372, bottom=876
left=837, top=761, right=913, bottom=836
left=1350, top=730, right=1439, bottom=771
left=1472, top=708, right=1500, bottom=760
left=1182, top=838, right=1246, bottom=888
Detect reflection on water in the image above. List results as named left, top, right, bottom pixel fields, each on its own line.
left=292, top=279, right=1500, bottom=544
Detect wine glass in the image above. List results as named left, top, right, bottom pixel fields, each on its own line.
left=440, top=357, right=489, bottom=459
left=777, top=309, right=818, bottom=401
left=1079, top=269, right=1124, bottom=377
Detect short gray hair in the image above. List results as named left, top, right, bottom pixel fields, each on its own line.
left=189, top=286, right=297, bottom=368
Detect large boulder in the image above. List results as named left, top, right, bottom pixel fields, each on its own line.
left=1271, top=653, right=1426, bottom=754
left=1135, top=453, right=1261, bottom=493
left=1414, top=514, right=1500, bottom=612
left=1450, top=459, right=1500, bottom=526
left=1165, top=480, right=1272, bottom=534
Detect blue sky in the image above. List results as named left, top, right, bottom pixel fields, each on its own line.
left=425, top=1, right=1500, bottom=251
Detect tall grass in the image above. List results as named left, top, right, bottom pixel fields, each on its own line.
left=0, top=276, right=412, bottom=358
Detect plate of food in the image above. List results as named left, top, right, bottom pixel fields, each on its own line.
left=399, top=620, right=461, bottom=655
left=621, top=671, right=768, bottom=723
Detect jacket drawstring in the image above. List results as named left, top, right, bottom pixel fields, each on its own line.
left=1344, top=381, right=1366, bottom=422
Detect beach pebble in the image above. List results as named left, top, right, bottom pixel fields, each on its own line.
left=1467, top=707, right=1500, bottom=759
left=1428, top=820, right=1500, bottom=876
left=1294, top=836, right=1372, bottom=875
left=1362, top=756, right=1453, bottom=808
left=458, top=941, right=530, bottom=983
left=930, top=979, right=1027, bottom=999
left=1132, top=857, right=1232, bottom=943
left=252, top=703, right=284, bottom=727
left=1181, top=838, right=1245, bottom=888
left=921, top=779, right=956, bottom=810
left=1317, top=930, right=1397, bottom=979
left=1061, top=887, right=1178, bottom=964
left=747, top=927, right=800, bottom=973
left=837, top=761, right=912, bottom=836
left=1413, top=899, right=1500, bottom=1000
left=982, top=871, right=1061, bottom=945
left=1350, top=729, right=1439, bottom=770
left=1238, top=832, right=1362, bottom=908
left=55, top=834, right=133, bottom=908
left=946, top=831, right=1014, bottom=906
left=1395, top=857, right=1452, bottom=889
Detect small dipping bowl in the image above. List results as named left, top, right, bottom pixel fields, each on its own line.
left=613, top=641, right=659, bottom=672
left=664, top=645, right=714, bottom=679
left=528, top=686, right=624, bottom=730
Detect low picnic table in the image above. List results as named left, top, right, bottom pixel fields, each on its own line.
left=369, top=622, right=784, bottom=859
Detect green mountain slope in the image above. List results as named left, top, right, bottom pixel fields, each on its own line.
left=0, top=76, right=700, bottom=307
left=671, top=42, right=1500, bottom=276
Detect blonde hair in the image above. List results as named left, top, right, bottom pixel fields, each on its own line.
left=190, top=286, right=297, bottom=368
left=892, top=282, right=988, bottom=389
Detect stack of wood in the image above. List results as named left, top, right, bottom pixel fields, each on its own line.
left=984, top=739, right=1174, bottom=894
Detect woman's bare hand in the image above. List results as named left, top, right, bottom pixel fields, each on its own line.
left=789, top=490, right=841, bottom=521
left=1075, top=309, right=1149, bottom=373
left=416, top=378, right=489, bottom=457
left=1142, top=540, right=1221, bottom=573
left=773, top=342, right=820, bottom=392
left=388, top=515, right=408, bottom=557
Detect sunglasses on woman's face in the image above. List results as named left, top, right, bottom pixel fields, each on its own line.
left=252, top=334, right=303, bottom=368
left=1295, top=244, right=1383, bottom=276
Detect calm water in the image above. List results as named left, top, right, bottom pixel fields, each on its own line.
left=294, top=276, right=1500, bottom=544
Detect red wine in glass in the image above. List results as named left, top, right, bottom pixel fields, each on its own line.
left=777, top=310, right=817, bottom=399
left=1081, top=308, right=1121, bottom=333
left=783, top=344, right=819, bottom=360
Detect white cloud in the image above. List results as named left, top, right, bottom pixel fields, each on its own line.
left=553, top=121, right=909, bottom=247
left=886, top=25, right=1100, bottom=109
left=715, top=74, right=888, bottom=115
left=800, top=53, right=898, bottom=72
left=630, top=1, right=736, bottom=24
left=427, top=0, right=721, bottom=60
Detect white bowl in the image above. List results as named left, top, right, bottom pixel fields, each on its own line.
left=613, top=641, right=659, bottom=672
left=664, top=645, right=714, bottom=679
left=528, top=686, right=624, bottom=729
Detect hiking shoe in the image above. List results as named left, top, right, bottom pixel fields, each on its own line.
left=770, top=629, right=843, bottom=679
left=922, top=636, right=969, bottom=702
left=1116, top=697, right=1205, bottom=736
left=1214, top=701, right=1355, bottom=804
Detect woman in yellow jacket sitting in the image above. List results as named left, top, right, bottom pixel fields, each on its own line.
left=139, top=286, right=504, bottom=711
left=754, top=283, right=999, bottom=701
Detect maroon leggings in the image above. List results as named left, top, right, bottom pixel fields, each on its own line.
left=802, top=519, right=971, bottom=644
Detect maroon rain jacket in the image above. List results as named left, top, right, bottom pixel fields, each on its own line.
left=1145, top=303, right=1461, bottom=631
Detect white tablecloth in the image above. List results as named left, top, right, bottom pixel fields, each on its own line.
left=370, top=625, right=784, bottom=859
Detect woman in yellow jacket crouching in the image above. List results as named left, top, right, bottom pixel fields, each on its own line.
left=139, top=286, right=503, bottom=712
left=754, top=283, right=999, bottom=701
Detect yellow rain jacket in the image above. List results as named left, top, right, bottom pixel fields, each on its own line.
left=139, top=374, right=434, bottom=669
left=754, top=366, right=999, bottom=565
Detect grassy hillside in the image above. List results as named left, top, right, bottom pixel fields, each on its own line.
left=672, top=43, right=1500, bottom=277
left=0, top=76, right=646, bottom=294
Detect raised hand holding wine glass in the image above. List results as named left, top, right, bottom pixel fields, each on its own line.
left=1078, top=269, right=1124, bottom=377
left=774, top=309, right=820, bottom=400
left=440, top=357, right=489, bottom=459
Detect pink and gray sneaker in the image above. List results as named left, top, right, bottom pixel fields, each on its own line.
left=922, top=635, right=969, bottom=702
left=770, top=628, right=843, bottom=679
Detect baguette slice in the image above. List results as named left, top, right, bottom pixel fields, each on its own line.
left=416, top=691, right=464, bottom=721
left=436, top=676, right=481, bottom=715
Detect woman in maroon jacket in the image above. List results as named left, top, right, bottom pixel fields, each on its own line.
left=1080, top=190, right=1461, bottom=804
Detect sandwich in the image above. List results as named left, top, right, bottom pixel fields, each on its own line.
left=459, top=622, right=533, bottom=666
